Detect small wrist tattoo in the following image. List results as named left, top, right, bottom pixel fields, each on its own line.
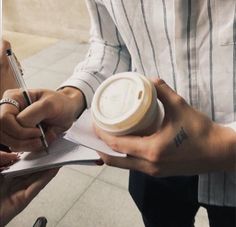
left=174, top=127, right=188, bottom=148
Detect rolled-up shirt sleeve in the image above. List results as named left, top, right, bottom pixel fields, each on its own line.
left=225, top=122, right=236, bottom=132
left=60, top=0, right=131, bottom=108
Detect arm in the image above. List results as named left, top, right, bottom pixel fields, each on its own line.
left=60, top=0, right=131, bottom=108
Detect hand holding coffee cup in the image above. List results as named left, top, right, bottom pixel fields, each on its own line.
left=91, top=72, right=163, bottom=136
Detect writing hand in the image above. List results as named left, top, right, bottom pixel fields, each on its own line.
left=0, top=87, right=85, bottom=152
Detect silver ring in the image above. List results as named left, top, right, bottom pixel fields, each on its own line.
left=0, top=98, right=20, bottom=110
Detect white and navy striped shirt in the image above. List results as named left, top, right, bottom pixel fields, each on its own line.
left=61, top=0, right=236, bottom=206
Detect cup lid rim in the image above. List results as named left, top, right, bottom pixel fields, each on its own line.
left=91, top=72, right=153, bottom=132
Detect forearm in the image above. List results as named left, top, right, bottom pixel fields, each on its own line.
left=60, top=0, right=131, bottom=108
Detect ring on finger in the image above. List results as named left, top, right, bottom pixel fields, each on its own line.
left=0, top=98, right=20, bottom=110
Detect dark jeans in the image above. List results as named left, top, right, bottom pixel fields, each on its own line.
left=129, top=171, right=236, bottom=227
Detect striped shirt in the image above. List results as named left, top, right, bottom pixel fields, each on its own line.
left=61, top=0, right=236, bottom=206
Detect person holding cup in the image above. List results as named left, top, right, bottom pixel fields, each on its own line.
left=1, top=1, right=236, bottom=227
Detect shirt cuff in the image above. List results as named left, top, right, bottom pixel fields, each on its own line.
left=59, top=71, right=103, bottom=108
left=224, top=122, right=236, bottom=132
left=59, top=79, right=93, bottom=108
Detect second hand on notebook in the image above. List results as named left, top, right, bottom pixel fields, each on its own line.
left=6, top=49, right=49, bottom=154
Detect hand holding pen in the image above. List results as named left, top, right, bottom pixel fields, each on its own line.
left=0, top=42, right=85, bottom=153
left=1, top=49, right=49, bottom=153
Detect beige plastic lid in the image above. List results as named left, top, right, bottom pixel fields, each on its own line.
left=91, top=72, right=154, bottom=134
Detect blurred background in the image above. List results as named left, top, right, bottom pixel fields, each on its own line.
left=3, top=0, right=90, bottom=41
left=2, top=1, right=209, bottom=226
left=3, top=0, right=90, bottom=60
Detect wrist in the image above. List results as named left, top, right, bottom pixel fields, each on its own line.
left=214, top=124, right=236, bottom=171
left=58, top=86, right=86, bottom=119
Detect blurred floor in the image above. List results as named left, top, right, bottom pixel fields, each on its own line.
left=4, top=31, right=209, bottom=227
left=3, top=31, right=58, bottom=60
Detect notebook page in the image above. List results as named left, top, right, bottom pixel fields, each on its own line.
left=2, top=137, right=99, bottom=177
left=65, top=109, right=125, bottom=157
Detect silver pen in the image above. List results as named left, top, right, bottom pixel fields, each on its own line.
left=6, top=49, right=49, bottom=153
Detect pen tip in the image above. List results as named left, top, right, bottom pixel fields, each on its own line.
left=41, top=139, right=49, bottom=154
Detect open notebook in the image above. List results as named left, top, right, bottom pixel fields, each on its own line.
left=1, top=110, right=124, bottom=177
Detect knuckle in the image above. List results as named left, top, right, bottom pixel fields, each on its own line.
left=156, top=79, right=166, bottom=86
left=152, top=79, right=166, bottom=89
left=3, top=89, right=20, bottom=98
left=107, top=138, right=119, bottom=151
left=41, top=98, right=53, bottom=109
left=41, top=97, right=57, bottom=115
left=173, top=95, right=186, bottom=106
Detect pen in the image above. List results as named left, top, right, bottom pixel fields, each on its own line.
left=6, top=49, right=49, bottom=153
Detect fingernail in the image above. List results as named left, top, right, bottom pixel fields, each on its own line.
left=16, top=153, right=21, bottom=159
left=95, top=159, right=104, bottom=166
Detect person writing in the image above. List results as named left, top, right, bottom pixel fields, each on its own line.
left=0, top=41, right=59, bottom=226
left=1, top=1, right=236, bottom=226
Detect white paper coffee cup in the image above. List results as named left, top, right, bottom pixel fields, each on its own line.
left=91, top=72, right=163, bottom=136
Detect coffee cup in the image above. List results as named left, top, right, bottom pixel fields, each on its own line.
left=91, top=72, right=163, bottom=136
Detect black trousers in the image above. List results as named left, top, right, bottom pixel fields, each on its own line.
left=129, top=171, right=236, bottom=227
